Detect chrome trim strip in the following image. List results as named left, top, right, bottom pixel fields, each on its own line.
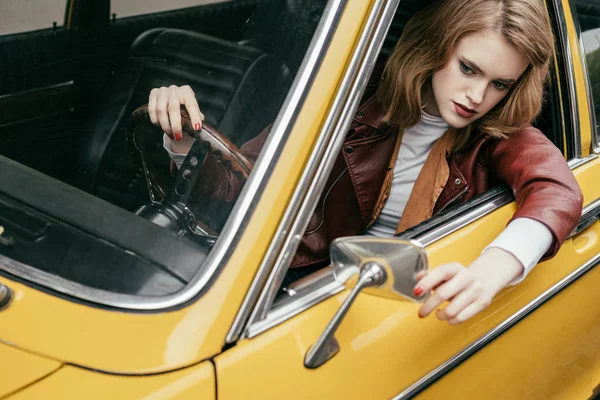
left=569, top=0, right=599, bottom=150
left=553, top=0, right=582, bottom=157
left=416, top=192, right=513, bottom=247
left=224, top=0, right=347, bottom=341
left=246, top=270, right=344, bottom=338
left=237, top=0, right=402, bottom=341
left=581, top=197, right=600, bottom=219
left=567, top=153, right=598, bottom=169
left=393, top=251, right=600, bottom=399
left=0, top=0, right=344, bottom=310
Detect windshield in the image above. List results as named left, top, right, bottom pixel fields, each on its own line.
left=0, top=0, right=328, bottom=302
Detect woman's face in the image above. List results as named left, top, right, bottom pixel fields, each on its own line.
left=425, top=31, right=529, bottom=128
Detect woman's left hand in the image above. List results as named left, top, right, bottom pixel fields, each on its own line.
left=414, top=247, right=525, bottom=325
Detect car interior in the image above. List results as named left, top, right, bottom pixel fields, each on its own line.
left=0, top=0, right=330, bottom=297
left=0, top=0, right=574, bottom=299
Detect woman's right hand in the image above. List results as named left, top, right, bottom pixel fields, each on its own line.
left=148, top=85, right=205, bottom=142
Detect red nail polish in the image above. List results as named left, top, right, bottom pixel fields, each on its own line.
left=174, top=133, right=182, bottom=141
left=194, top=123, right=201, bottom=131
left=418, top=313, right=424, bottom=319
left=413, top=286, right=424, bottom=296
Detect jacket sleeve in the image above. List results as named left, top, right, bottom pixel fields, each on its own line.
left=488, top=126, right=583, bottom=259
left=186, top=123, right=273, bottom=208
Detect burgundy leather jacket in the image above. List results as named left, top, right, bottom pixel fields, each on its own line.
left=198, top=92, right=583, bottom=269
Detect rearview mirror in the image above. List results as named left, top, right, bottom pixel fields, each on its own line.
left=330, top=236, right=429, bottom=302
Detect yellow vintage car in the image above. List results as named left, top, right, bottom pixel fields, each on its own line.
left=0, top=0, right=599, bottom=398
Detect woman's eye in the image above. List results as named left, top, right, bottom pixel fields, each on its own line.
left=492, top=81, right=509, bottom=91
left=459, top=62, right=474, bottom=75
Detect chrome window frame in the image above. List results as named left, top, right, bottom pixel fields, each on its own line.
left=0, top=0, right=346, bottom=311
left=229, top=0, right=402, bottom=342
left=232, top=0, right=589, bottom=342
left=569, top=0, right=600, bottom=153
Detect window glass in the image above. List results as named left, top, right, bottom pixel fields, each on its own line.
left=573, top=0, right=600, bottom=142
left=112, top=0, right=230, bottom=18
left=0, top=0, right=329, bottom=301
left=0, top=0, right=65, bottom=35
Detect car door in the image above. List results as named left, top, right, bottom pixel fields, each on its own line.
left=214, top=0, right=600, bottom=399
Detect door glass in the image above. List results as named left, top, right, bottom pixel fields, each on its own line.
left=0, top=0, right=329, bottom=302
left=573, top=0, right=600, bottom=144
left=0, top=0, right=65, bottom=35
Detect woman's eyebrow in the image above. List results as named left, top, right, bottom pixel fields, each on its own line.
left=463, top=57, right=517, bottom=83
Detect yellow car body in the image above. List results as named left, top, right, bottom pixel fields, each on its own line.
left=1, top=0, right=600, bottom=399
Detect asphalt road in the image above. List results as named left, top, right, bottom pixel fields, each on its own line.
left=0, top=0, right=227, bottom=35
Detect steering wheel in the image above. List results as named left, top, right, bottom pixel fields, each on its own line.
left=126, top=105, right=253, bottom=247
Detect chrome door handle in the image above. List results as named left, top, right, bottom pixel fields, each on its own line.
left=569, top=198, right=600, bottom=238
left=0, top=282, right=12, bottom=310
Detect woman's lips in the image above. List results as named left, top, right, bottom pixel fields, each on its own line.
left=453, top=102, right=476, bottom=118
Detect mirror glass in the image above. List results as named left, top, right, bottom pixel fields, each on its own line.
left=330, top=236, right=428, bottom=302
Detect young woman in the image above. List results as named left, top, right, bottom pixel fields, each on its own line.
left=141, top=0, right=583, bottom=325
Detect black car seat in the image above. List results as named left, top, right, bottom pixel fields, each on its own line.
left=76, top=0, right=326, bottom=211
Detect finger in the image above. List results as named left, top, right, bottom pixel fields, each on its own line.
left=417, top=264, right=466, bottom=318
left=428, top=269, right=474, bottom=310
left=419, top=280, right=460, bottom=318
left=448, top=299, right=490, bottom=325
left=156, top=87, right=172, bottom=138
left=148, top=88, right=159, bottom=125
left=181, top=85, right=204, bottom=132
left=415, top=263, right=464, bottom=294
left=435, top=285, right=480, bottom=321
left=168, top=86, right=183, bottom=141
left=415, top=270, right=427, bottom=281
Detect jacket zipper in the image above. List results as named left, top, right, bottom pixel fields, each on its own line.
left=437, top=186, right=468, bottom=213
left=305, top=167, right=348, bottom=234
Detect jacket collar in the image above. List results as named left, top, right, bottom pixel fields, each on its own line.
left=354, top=96, right=389, bottom=131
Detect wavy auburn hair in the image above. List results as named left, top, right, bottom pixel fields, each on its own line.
left=377, top=0, right=555, bottom=149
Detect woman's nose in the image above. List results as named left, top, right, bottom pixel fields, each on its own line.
left=466, top=81, right=486, bottom=106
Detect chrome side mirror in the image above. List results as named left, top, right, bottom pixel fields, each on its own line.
left=331, top=237, right=429, bottom=302
left=305, top=237, right=428, bottom=369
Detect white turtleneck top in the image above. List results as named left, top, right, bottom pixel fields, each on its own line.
left=366, top=111, right=449, bottom=237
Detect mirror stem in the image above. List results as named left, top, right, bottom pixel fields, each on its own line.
left=304, top=262, right=386, bottom=369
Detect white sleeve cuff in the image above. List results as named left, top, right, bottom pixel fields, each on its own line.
left=163, top=133, right=188, bottom=169
left=483, top=217, right=554, bottom=285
